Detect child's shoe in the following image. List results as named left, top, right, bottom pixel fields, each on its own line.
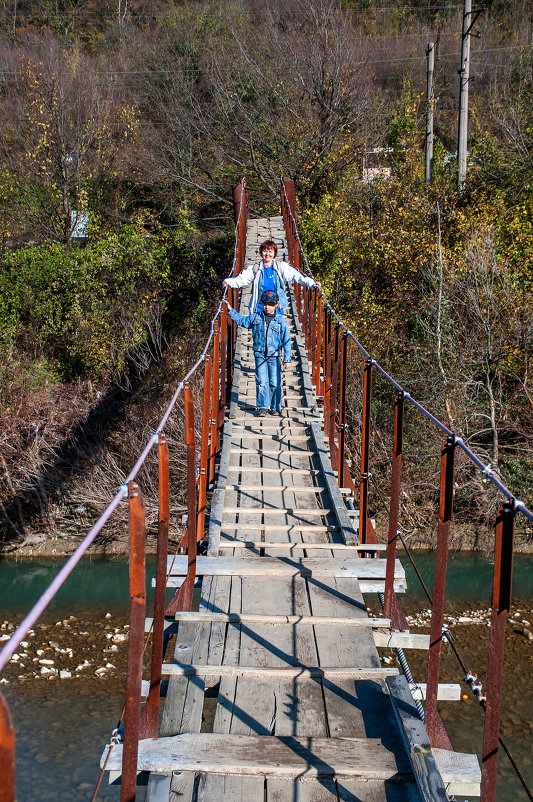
left=258, top=408, right=268, bottom=417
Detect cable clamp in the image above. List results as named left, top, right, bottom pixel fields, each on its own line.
left=150, top=433, right=159, bottom=444
left=110, top=727, right=124, bottom=744
left=403, top=391, right=411, bottom=400
left=117, top=483, right=129, bottom=499
left=454, top=436, right=464, bottom=447
left=514, top=499, right=525, bottom=513
left=465, top=671, right=477, bottom=684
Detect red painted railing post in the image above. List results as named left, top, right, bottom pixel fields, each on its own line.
left=329, top=323, right=340, bottom=471
left=385, top=391, right=404, bottom=623
left=219, top=307, right=227, bottom=428
left=338, top=332, right=349, bottom=488
left=359, top=358, right=373, bottom=545
left=121, top=480, right=146, bottom=802
left=197, top=355, right=212, bottom=538
left=0, top=691, right=15, bottom=802
left=315, top=294, right=323, bottom=394
left=209, top=323, right=220, bottom=484
left=425, top=436, right=455, bottom=750
left=323, top=309, right=332, bottom=441
left=140, top=434, right=169, bottom=739
left=166, top=383, right=197, bottom=615
left=309, top=289, right=318, bottom=390
left=481, top=502, right=515, bottom=802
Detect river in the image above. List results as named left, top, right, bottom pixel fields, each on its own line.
left=0, top=552, right=531, bottom=801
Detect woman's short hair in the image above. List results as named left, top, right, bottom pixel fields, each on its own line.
left=259, top=239, right=278, bottom=257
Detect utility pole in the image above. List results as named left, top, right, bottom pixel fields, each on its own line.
left=457, top=0, right=472, bottom=191
left=425, top=42, right=435, bottom=184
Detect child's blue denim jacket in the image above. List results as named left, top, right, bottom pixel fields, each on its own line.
left=228, top=309, right=291, bottom=362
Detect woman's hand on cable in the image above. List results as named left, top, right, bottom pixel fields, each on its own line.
left=283, top=362, right=291, bottom=371
left=222, top=279, right=230, bottom=288
left=223, top=299, right=232, bottom=311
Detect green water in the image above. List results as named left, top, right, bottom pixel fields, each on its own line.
left=0, top=555, right=156, bottom=616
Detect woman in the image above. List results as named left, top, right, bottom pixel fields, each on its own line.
left=222, top=239, right=320, bottom=314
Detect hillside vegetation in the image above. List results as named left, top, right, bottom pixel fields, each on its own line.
left=0, top=0, right=531, bottom=550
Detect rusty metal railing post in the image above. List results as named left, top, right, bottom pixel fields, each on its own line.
left=338, top=332, right=349, bottom=488
left=0, top=691, right=15, bottom=802
left=329, top=323, right=340, bottom=471
left=197, top=355, right=212, bottom=538
left=315, top=293, right=323, bottom=394
left=359, top=358, right=373, bottom=545
left=323, top=309, right=332, bottom=442
left=166, top=383, right=197, bottom=616
left=219, top=308, right=227, bottom=428
left=384, top=391, right=404, bottom=623
left=209, top=322, right=220, bottom=484
left=121, top=480, right=146, bottom=802
left=481, top=501, right=515, bottom=802
left=140, top=434, right=169, bottom=739
left=425, top=436, right=455, bottom=750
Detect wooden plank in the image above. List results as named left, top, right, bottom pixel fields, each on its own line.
left=161, top=665, right=399, bottom=680
left=373, top=631, right=430, bottom=649
left=229, top=448, right=319, bottom=455
left=432, top=748, right=481, bottom=795
left=218, top=541, right=385, bottom=551
left=222, top=507, right=332, bottom=515
left=163, top=577, right=407, bottom=594
left=411, top=684, right=461, bottom=702
left=169, top=612, right=392, bottom=628
left=227, top=467, right=321, bottom=474
left=101, top=733, right=408, bottom=778
left=386, top=675, right=449, bottom=802
left=165, top=555, right=405, bottom=580
left=220, top=524, right=338, bottom=532
left=228, top=485, right=326, bottom=492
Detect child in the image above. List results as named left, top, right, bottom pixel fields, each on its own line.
left=224, top=289, right=291, bottom=416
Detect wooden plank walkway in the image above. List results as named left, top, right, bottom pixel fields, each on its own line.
left=103, top=215, right=481, bottom=801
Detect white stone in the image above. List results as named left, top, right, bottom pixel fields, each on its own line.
left=105, top=663, right=116, bottom=669
left=40, top=666, right=51, bottom=675
left=95, top=667, right=107, bottom=675
left=36, top=649, right=44, bottom=656
left=20, top=641, right=29, bottom=648
left=10, top=654, right=20, bottom=662
left=105, top=613, right=112, bottom=619
left=112, top=633, right=127, bottom=644
left=0, top=634, right=10, bottom=642
left=38, top=659, right=54, bottom=666
left=458, top=616, right=472, bottom=623
left=59, top=670, right=72, bottom=679
left=0, top=678, right=9, bottom=685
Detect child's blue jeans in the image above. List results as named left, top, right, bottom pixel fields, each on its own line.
left=254, top=354, right=281, bottom=410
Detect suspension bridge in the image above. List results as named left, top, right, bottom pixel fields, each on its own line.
left=0, top=179, right=531, bottom=802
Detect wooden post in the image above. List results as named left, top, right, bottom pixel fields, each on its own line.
left=209, top=323, right=220, bottom=484
left=338, top=333, right=349, bottom=488
left=426, top=42, right=435, bottom=183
